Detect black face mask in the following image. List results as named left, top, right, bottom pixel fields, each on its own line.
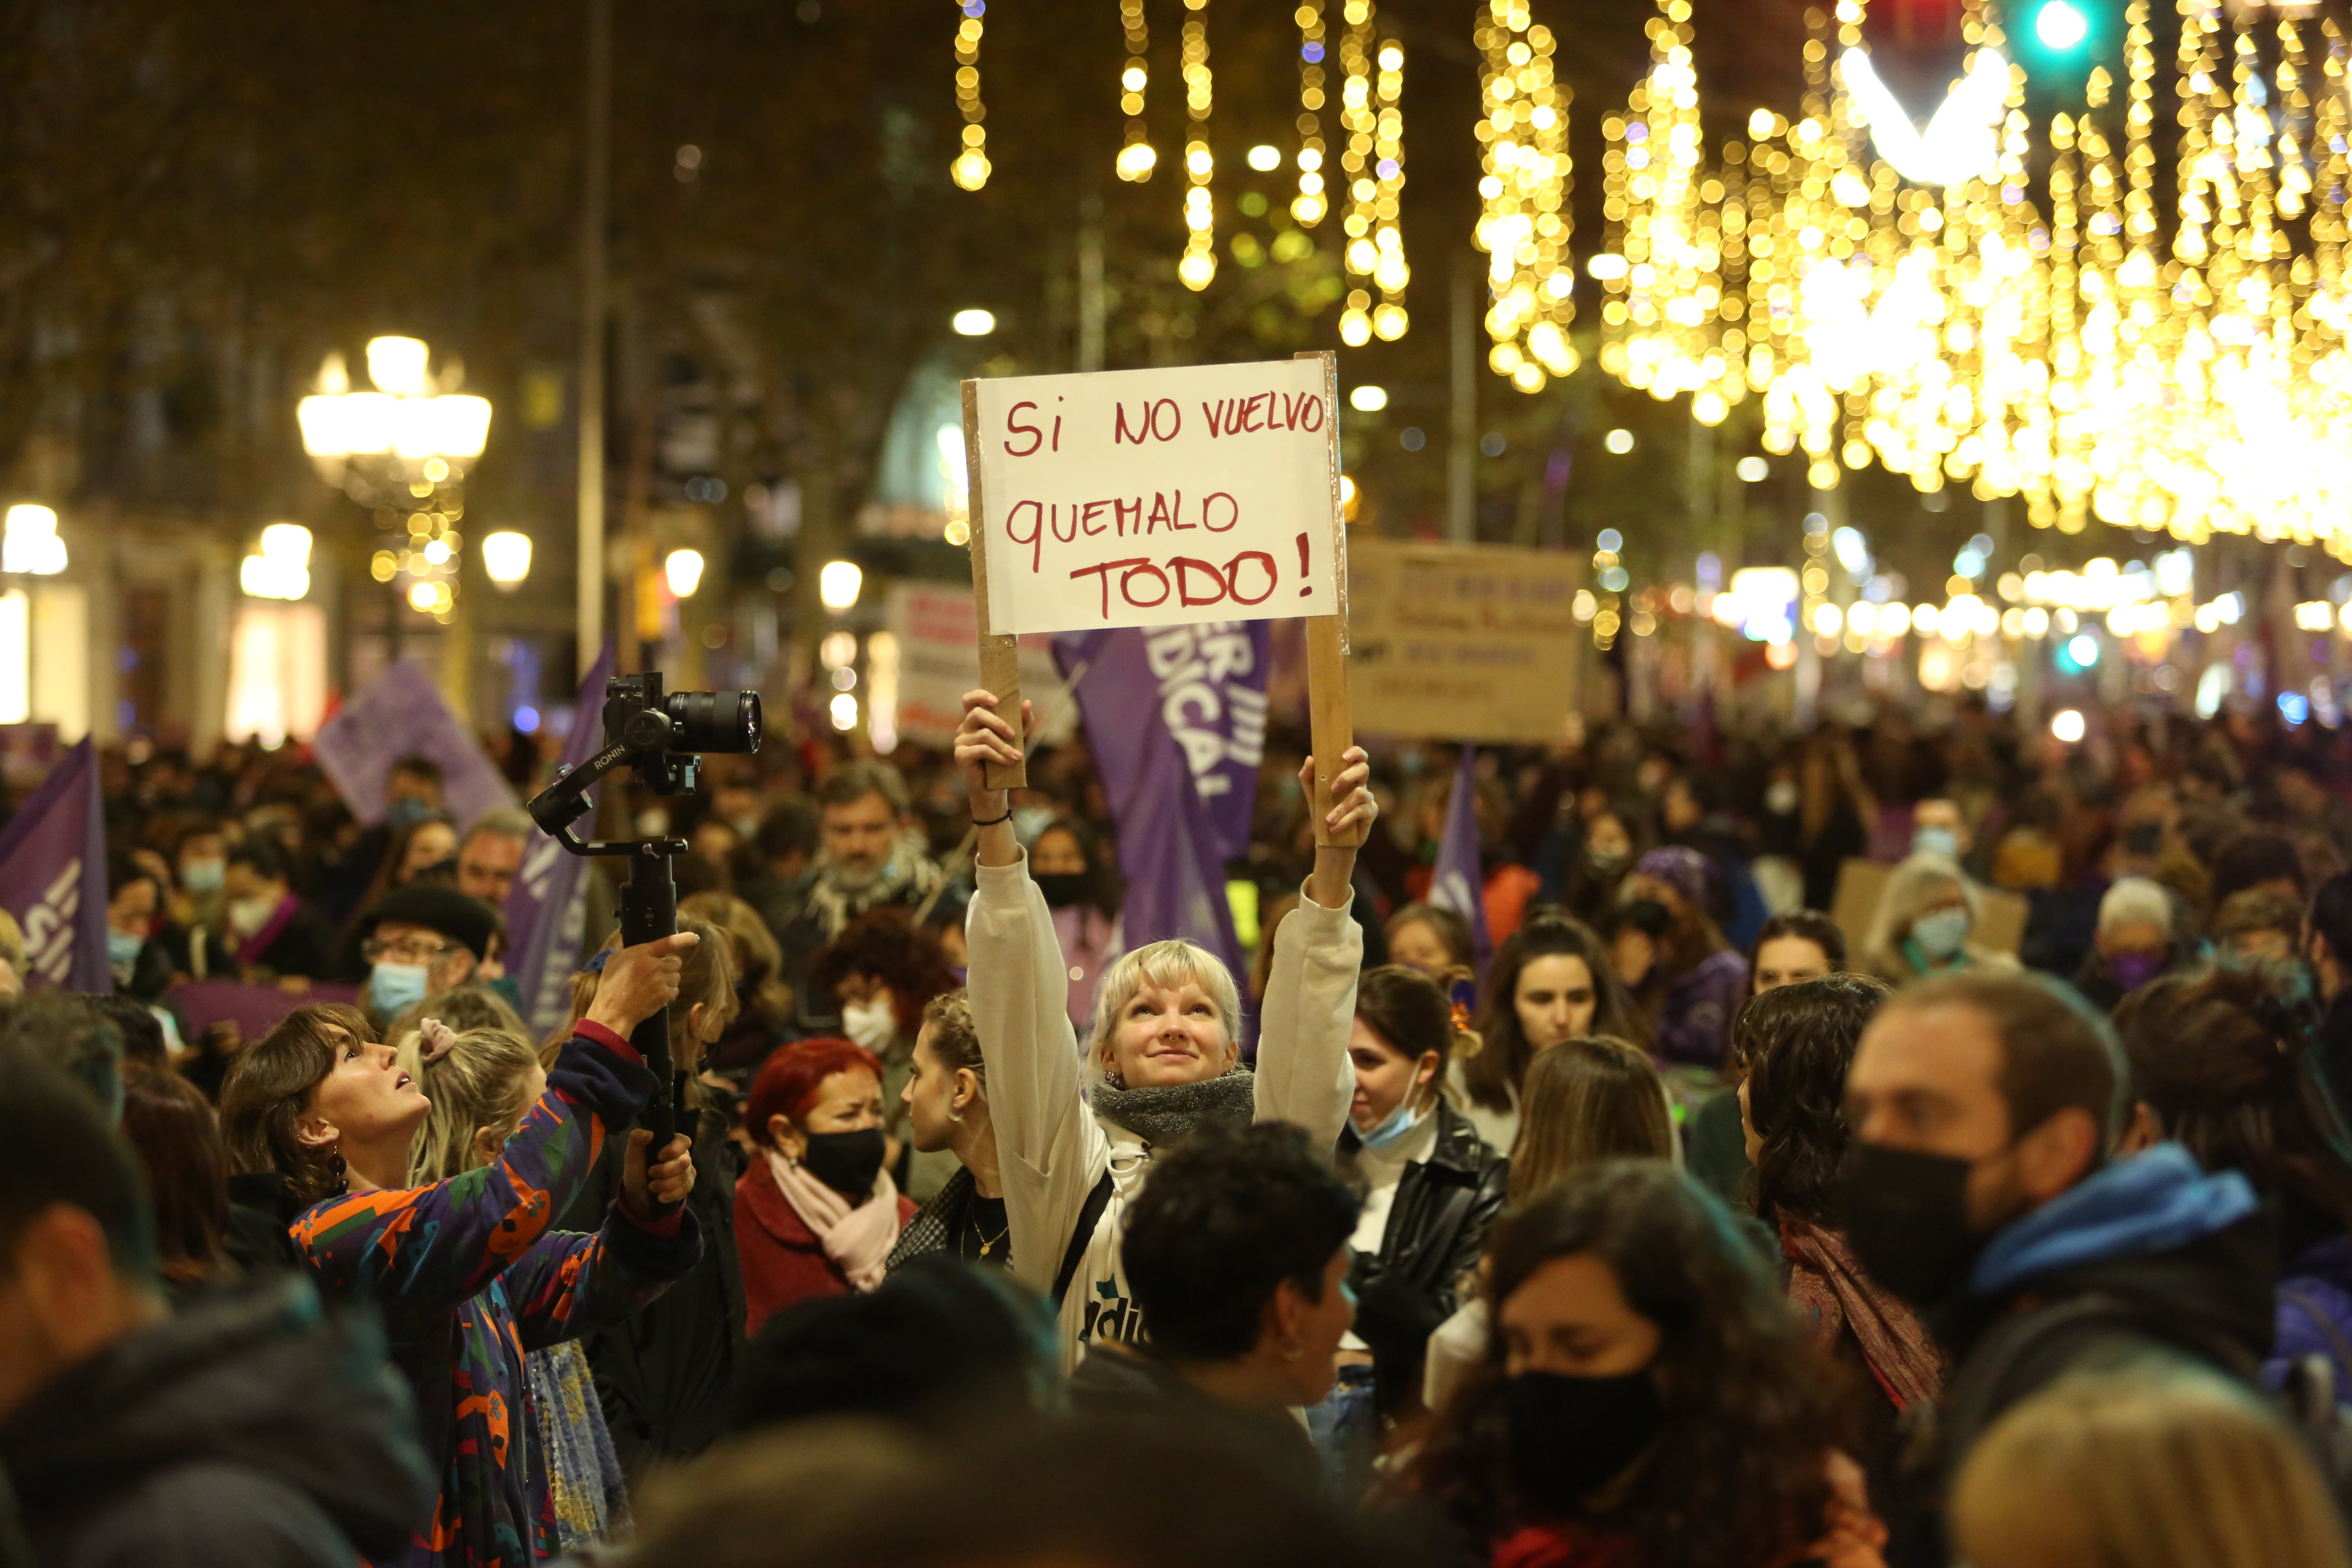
left=800, top=1127, right=887, bottom=1200
left=1505, top=1369, right=1664, bottom=1515
left=1838, top=1140, right=1988, bottom=1312
left=1035, top=872, right=1091, bottom=910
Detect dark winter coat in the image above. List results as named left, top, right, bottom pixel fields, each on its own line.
left=0, top=1275, right=430, bottom=1568
left=1344, top=1100, right=1509, bottom=1416
left=1889, top=1145, right=2277, bottom=1568
left=559, top=1091, right=748, bottom=1473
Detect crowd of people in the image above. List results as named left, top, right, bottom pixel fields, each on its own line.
left=9, top=686, right=2352, bottom=1566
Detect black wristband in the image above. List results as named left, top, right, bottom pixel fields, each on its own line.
left=972, top=808, right=1013, bottom=826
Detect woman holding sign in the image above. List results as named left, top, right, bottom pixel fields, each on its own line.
left=955, top=688, right=1376, bottom=1370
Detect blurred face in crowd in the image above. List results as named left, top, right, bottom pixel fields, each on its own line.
left=397, top=821, right=459, bottom=884
left=365, top=920, right=476, bottom=994
left=821, top=790, right=899, bottom=884
left=1108, top=970, right=1236, bottom=1089
left=1270, top=1248, right=1358, bottom=1407
left=176, top=831, right=227, bottom=896
left=1515, top=955, right=1598, bottom=1051
left=1387, top=918, right=1454, bottom=978
left=1914, top=798, right=1969, bottom=853
left=387, top=766, right=443, bottom=812
left=457, top=830, right=526, bottom=907
left=298, top=1019, right=430, bottom=1157
left=900, top=1025, right=978, bottom=1154
left=1846, top=1001, right=2094, bottom=1233
left=1753, top=935, right=1833, bottom=995
left=768, top=1066, right=884, bottom=1158
left=1030, top=826, right=1087, bottom=877
left=2096, top=918, right=2168, bottom=965
left=1626, top=872, right=1690, bottom=923
left=2228, top=926, right=2296, bottom=965
left=1662, top=777, right=1701, bottom=835
left=689, top=818, right=741, bottom=865
left=1499, top=1253, right=1662, bottom=1379
left=1583, top=813, right=1633, bottom=867
left=1347, top=1016, right=1439, bottom=1134
left=221, top=858, right=284, bottom=905
left=107, top=879, right=158, bottom=940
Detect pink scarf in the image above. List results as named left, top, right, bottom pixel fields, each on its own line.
left=763, top=1148, right=900, bottom=1293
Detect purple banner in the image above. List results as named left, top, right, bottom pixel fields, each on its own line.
left=504, top=648, right=614, bottom=1037
left=168, top=979, right=363, bottom=1040
left=1055, top=622, right=1272, bottom=980
left=313, top=661, right=517, bottom=830
left=1428, top=743, right=1493, bottom=980
left=0, top=737, right=110, bottom=993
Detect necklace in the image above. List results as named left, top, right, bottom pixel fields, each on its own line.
left=972, top=1215, right=1009, bottom=1257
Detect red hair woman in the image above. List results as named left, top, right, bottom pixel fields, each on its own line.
left=735, top=1037, right=918, bottom=1336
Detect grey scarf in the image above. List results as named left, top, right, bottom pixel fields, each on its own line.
left=1087, top=1066, right=1255, bottom=1148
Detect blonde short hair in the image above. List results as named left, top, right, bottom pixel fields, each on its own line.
left=403, top=1027, right=545, bottom=1186
left=1953, top=1367, right=2352, bottom=1568
left=1086, top=939, right=1242, bottom=1080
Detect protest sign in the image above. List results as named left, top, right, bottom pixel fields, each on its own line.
left=884, top=583, right=1072, bottom=750
left=314, top=660, right=517, bottom=829
left=967, top=357, right=1343, bottom=637
left=0, top=737, right=107, bottom=991
left=1347, top=538, right=1584, bottom=744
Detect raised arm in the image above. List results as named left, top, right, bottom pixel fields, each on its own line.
left=293, top=934, right=695, bottom=1336
left=958, top=690, right=1110, bottom=1295
left=1254, top=748, right=1374, bottom=1151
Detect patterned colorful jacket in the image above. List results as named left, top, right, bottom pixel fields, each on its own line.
left=293, top=1019, right=701, bottom=1568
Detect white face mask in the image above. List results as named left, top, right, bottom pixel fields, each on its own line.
left=1765, top=780, right=1800, bottom=816
left=842, top=996, right=898, bottom=1051
left=225, top=894, right=280, bottom=938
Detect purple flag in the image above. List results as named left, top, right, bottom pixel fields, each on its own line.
left=505, top=647, right=614, bottom=1036
left=1428, top=744, right=1492, bottom=979
left=314, top=661, right=517, bottom=830
left=0, top=737, right=109, bottom=992
left=1055, top=621, right=1273, bottom=977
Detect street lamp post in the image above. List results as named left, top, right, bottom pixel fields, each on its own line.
left=298, top=334, right=493, bottom=707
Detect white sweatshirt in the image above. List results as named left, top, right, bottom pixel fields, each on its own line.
left=967, top=852, right=1360, bottom=1369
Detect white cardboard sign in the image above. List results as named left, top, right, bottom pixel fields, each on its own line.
left=970, top=359, right=1341, bottom=636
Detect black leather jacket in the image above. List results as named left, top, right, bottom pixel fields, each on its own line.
left=1344, top=1100, right=1510, bottom=1414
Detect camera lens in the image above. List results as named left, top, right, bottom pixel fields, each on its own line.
left=666, top=689, right=762, bottom=754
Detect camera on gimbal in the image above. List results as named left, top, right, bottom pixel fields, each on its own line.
left=526, top=670, right=762, bottom=1161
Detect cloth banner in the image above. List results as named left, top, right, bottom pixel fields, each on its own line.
left=1054, top=621, right=1272, bottom=977
left=0, top=737, right=108, bottom=992
left=168, top=980, right=363, bottom=1040
left=505, top=648, right=615, bottom=1037
left=314, top=661, right=517, bottom=830
left=1428, top=744, right=1494, bottom=980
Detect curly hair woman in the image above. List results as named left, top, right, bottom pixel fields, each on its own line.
left=811, top=906, right=962, bottom=1200
left=1737, top=973, right=1935, bottom=1548
left=1405, top=1161, right=1885, bottom=1568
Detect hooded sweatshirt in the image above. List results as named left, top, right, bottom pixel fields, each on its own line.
left=0, top=1275, right=429, bottom=1568
left=1930, top=1145, right=2276, bottom=1499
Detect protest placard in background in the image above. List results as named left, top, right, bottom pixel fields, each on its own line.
left=884, top=583, right=1073, bottom=748
left=314, top=661, right=517, bottom=829
left=1348, top=538, right=1583, bottom=743
left=969, top=358, right=1342, bottom=635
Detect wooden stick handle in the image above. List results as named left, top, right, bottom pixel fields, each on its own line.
left=978, top=634, right=1027, bottom=791
left=1307, top=613, right=1363, bottom=847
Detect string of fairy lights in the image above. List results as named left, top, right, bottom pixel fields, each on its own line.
left=945, top=1, right=2352, bottom=555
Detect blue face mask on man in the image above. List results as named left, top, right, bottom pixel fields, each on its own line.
left=106, top=929, right=145, bottom=969
left=367, top=961, right=431, bottom=1020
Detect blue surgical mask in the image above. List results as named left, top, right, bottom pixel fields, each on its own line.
left=181, top=859, right=225, bottom=895
left=385, top=797, right=433, bottom=831
left=367, top=960, right=430, bottom=1020
left=1356, top=1097, right=1427, bottom=1151
left=1911, top=908, right=1973, bottom=963
left=1912, top=826, right=1962, bottom=860
left=1011, top=805, right=1056, bottom=843
left=107, top=929, right=144, bottom=969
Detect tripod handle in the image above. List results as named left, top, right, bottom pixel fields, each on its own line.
left=618, top=851, right=681, bottom=1194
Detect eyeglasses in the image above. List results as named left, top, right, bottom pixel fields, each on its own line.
left=364, top=935, right=455, bottom=965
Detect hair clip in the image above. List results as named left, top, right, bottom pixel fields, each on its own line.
left=583, top=947, right=614, bottom=976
